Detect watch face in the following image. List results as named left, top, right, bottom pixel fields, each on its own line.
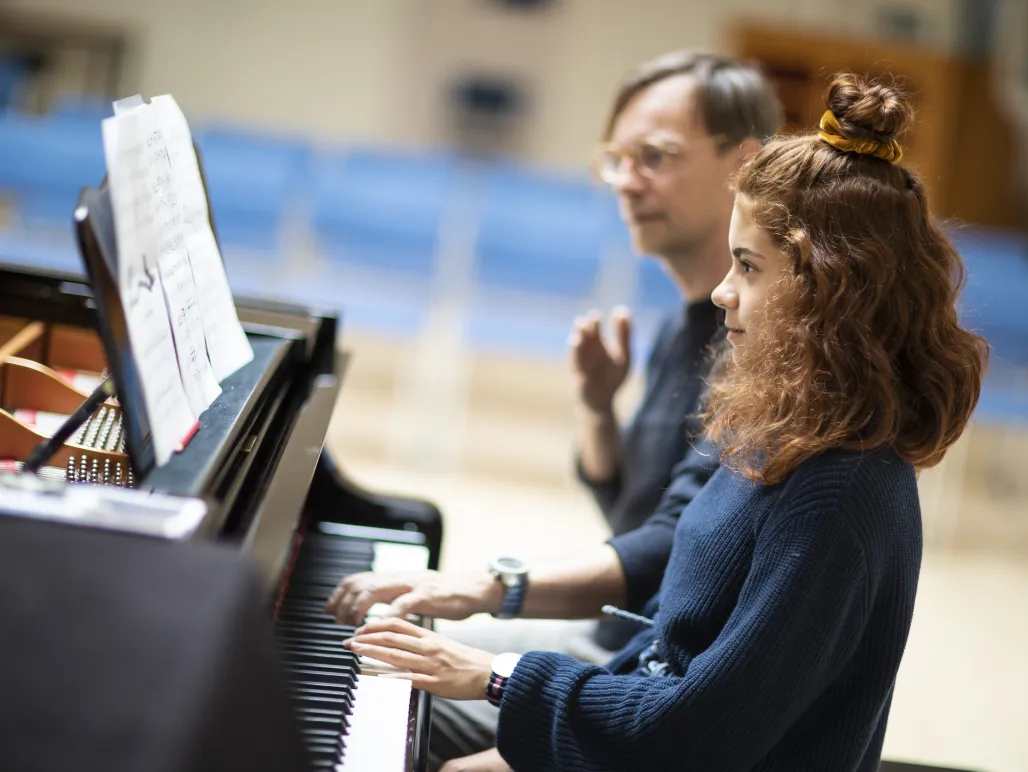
left=492, top=652, right=522, bottom=679
left=493, top=556, right=526, bottom=573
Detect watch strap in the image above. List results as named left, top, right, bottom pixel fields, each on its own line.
left=485, top=671, right=508, bottom=707
left=494, top=577, right=527, bottom=619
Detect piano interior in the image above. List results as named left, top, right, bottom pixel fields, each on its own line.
left=0, top=251, right=442, bottom=770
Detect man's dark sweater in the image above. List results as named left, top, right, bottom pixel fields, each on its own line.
left=497, top=447, right=922, bottom=772
left=580, top=299, right=723, bottom=650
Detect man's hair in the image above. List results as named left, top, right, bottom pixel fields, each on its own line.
left=702, top=73, right=988, bottom=484
left=603, top=50, right=784, bottom=148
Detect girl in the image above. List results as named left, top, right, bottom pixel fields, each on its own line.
left=343, top=74, right=987, bottom=772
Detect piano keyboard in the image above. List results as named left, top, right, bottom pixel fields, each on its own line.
left=275, top=527, right=430, bottom=771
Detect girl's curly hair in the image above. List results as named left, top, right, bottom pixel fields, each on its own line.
left=703, top=73, right=988, bottom=484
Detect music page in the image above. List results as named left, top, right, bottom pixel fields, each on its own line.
left=151, top=94, right=253, bottom=382
left=102, top=108, right=196, bottom=465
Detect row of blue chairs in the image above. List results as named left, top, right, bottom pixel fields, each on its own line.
left=0, top=109, right=676, bottom=309
left=0, top=106, right=1025, bottom=386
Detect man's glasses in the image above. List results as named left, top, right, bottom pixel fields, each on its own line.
left=594, top=135, right=726, bottom=185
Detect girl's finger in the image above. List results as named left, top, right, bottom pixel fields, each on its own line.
left=349, top=631, right=424, bottom=654
left=357, top=617, right=427, bottom=637
left=346, top=641, right=430, bottom=673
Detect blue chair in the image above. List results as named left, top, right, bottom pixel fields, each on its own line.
left=278, top=266, right=430, bottom=338
left=461, top=164, right=608, bottom=357
left=954, top=226, right=1028, bottom=385
left=0, top=234, right=82, bottom=273
left=0, top=115, right=105, bottom=226
left=48, top=94, right=114, bottom=125
left=295, top=147, right=462, bottom=337
left=196, top=124, right=310, bottom=179
left=0, top=56, right=30, bottom=114
left=472, top=164, right=605, bottom=298
left=195, top=126, right=310, bottom=253
left=311, top=147, right=458, bottom=278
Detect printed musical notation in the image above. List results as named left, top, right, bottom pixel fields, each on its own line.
left=103, top=107, right=195, bottom=465
left=151, top=94, right=253, bottom=382
left=103, top=94, right=257, bottom=463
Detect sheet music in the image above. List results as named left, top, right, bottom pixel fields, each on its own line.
left=146, top=115, right=223, bottom=416
left=102, top=109, right=196, bottom=465
left=151, top=94, right=253, bottom=381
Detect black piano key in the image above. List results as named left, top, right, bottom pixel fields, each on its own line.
left=287, top=664, right=357, bottom=681
left=285, top=660, right=358, bottom=676
left=290, top=691, right=352, bottom=711
left=289, top=680, right=357, bottom=702
left=278, top=640, right=359, bottom=658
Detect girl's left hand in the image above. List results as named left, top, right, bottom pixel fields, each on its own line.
left=343, top=617, right=495, bottom=701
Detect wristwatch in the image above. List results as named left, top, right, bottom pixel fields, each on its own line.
left=487, top=556, right=529, bottom=619
left=485, top=652, right=522, bottom=707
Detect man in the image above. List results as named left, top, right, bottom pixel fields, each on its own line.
left=571, top=50, right=781, bottom=649
left=327, top=50, right=782, bottom=771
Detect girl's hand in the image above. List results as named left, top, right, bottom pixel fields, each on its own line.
left=343, top=617, right=495, bottom=701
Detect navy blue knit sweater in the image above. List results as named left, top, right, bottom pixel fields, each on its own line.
left=496, top=447, right=922, bottom=772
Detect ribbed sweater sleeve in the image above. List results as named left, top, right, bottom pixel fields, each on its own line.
left=496, top=488, right=871, bottom=771
left=606, top=439, right=718, bottom=612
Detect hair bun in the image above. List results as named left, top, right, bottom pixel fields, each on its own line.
left=824, top=73, right=913, bottom=144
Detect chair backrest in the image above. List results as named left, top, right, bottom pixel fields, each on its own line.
left=0, top=114, right=105, bottom=187
left=952, top=226, right=1028, bottom=371
left=311, top=146, right=457, bottom=241
left=0, top=116, right=105, bottom=222
left=48, top=94, right=114, bottom=124
left=473, top=163, right=606, bottom=297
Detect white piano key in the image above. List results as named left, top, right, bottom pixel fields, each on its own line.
left=371, top=542, right=430, bottom=572
left=366, top=541, right=431, bottom=620
left=336, top=675, right=413, bottom=772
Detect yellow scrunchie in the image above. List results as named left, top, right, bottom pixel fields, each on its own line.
left=817, top=110, right=903, bottom=164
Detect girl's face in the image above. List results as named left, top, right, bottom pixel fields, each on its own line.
left=712, top=195, right=792, bottom=360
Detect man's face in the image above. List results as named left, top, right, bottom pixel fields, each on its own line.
left=605, top=75, right=740, bottom=260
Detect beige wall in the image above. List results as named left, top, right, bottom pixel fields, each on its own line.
left=6, top=0, right=960, bottom=169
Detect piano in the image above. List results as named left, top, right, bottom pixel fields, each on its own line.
left=0, top=207, right=443, bottom=769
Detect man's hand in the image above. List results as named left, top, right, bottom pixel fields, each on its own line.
left=325, top=569, right=500, bottom=626
left=570, top=306, right=632, bottom=416
left=343, top=618, right=494, bottom=701
left=440, top=748, right=512, bottom=772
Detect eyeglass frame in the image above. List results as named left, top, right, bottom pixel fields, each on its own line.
left=592, top=133, right=730, bottom=185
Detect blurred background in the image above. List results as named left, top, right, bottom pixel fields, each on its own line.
left=0, top=0, right=1026, bottom=770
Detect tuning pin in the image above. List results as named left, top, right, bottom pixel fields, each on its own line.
left=102, top=459, right=111, bottom=485
left=126, top=469, right=135, bottom=488
left=84, top=416, right=97, bottom=448
left=106, top=420, right=123, bottom=452
left=79, top=455, right=88, bottom=482
left=97, top=416, right=112, bottom=450
left=74, top=411, right=94, bottom=445
left=114, top=463, right=124, bottom=487
left=90, top=458, right=100, bottom=484
left=66, top=456, right=77, bottom=484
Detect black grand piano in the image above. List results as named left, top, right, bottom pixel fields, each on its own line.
left=0, top=182, right=443, bottom=771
